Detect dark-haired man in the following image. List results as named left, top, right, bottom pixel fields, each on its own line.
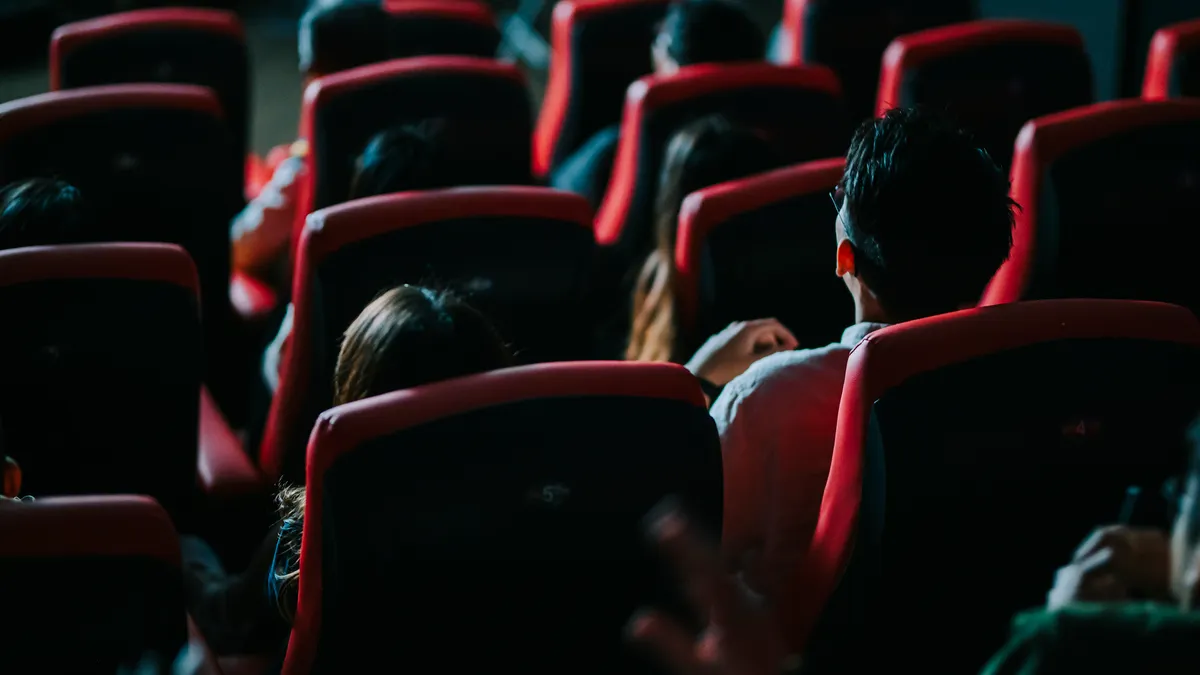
left=687, top=107, right=1017, bottom=598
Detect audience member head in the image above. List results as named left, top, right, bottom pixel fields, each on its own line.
left=348, top=122, right=447, bottom=200
left=627, top=115, right=780, bottom=362
left=0, top=179, right=85, bottom=251
left=333, top=285, right=512, bottom=405
left=274, top=285, right=510, bottom=619
left=298, top=0, right=388, bottom=79
left=834, top=107, right=1016, bottom=324
left=652, top=0, right=765, bottom=76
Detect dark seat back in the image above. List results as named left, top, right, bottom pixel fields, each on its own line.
left=594, top=63, right=850, bottom=263
left=51, top=8, right=249, bottom=171
left=781, top=0, right=974, bottom=121
left=0, top=85, right=241, bottom=401
left=262, top=188, right=596, bottom=483
left=0, top=496, right=189, bottom=674
left=877, top=20, right=1093, bottom=167
left=534, top=0, right=669, bottom=178
left=799, top=299, right=1200, bottom=673
left=1144, top=18, right=1200, bottom=99
left=282, top=362, right=722, bottom=675
left=303, top=0, right=500, bottom=76
left=294, top=56, right=533, bottom=248
left=0, top=245, right=201, bottom=519
left=676, top=157, right=852, bottom=351
left=984, top=100, right=1200, bottom=313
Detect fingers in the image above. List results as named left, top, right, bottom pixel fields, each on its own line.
left=744, top=318, right=799, bottom=351
left=626, top=611, right=708, bottom=675
left=1073, top=526, right=1131, bottom=563
left=646, top=501, right=746, bottom=629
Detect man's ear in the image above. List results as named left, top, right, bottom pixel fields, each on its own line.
left=836, top=238, right=856, bottom=277
left=3, top=456, right=21, bottom=499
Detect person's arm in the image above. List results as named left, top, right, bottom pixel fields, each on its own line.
left=549, top=126, right=620, bottom=209
left=182, top=525, right=286, bottom=654
left=262, top=304, right=294, bottom=395
left=686, top=320, right=798, bottom=405
left=231, top=153, right=305, bottom=276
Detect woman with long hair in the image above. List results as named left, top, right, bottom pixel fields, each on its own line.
left=185, top=286, right=511, bottom=656
left=626, top=115, right=786, bottom=364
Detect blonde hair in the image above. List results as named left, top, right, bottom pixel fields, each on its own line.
left=626, top=115, right=779, bottom=362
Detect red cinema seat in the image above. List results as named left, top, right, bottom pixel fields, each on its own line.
left=281, top=362, right=721, bottom=675
left=0, top=496, right=225, bottom=674
left=792, top=297, right=1200, bottom=667
left=876, top=20, right=1093, bottom=168
left=1144, top=18, right=1200, bottom=99
left=676, top=157, right=852, bottom=350
left=795, top=299, right=1200, bottom=671
left=302, top=0, right=500, bottom=76
left=50, top=8, right=250, bottom=185
left=292, top=56, right=533, bottom=253
left=533, top=0, right=669, bottom=179
left=261, top=188, right=596, bottom=484
left=594, top=63, right=849, bottom=263
left=0, top=85, right=246, bottom=419
left=983, top=99, right=1200, bottom=313
left=0, top=245, right=259, bottom=518
left=779, top=0, right=973, bottom=121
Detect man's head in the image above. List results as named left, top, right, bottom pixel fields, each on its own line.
left=652, top=0, right=765, bottom=76
left=0, top=179, right=86, bottom=251
left=833, top=107, right=1016, bottom=323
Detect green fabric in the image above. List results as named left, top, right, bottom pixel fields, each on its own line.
left=980, top=604, right=1200, bottom=675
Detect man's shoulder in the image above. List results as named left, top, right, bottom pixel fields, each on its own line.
left=724, top=341, right=853, bottom=403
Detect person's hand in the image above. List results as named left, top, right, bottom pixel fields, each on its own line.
left=685, top=319, right=798, bottom=387
left=1047, top=526, right=1171, bottom=609
left=627, top=501, right=799, bottom=675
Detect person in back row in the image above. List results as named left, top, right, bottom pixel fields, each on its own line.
left=0, top=179, right=86, bottom=251
left=550, top=0, right=766, bottom=208
left=685, top=107, right=1017, bottom=600
left=233, top=0, right=422, bottom=285
left=260, top=121, right=450, bottom=397
left=626, top=114, right=793, bottom=365
left=186, top=285, right=512, bottom=663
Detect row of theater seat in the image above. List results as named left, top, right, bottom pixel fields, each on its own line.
left=4, top=298, right=1198, bottom=675
left=6, top=43, right=1200, bottom=502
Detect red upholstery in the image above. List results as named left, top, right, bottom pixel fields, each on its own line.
left=1143, top=18, right=1200, bottom=99
left=260, top=187, right=595, bottom=483
left=0, top=244, right=259, bottom=502
left=533, top=0, right=669, bottom=179
left=593, top=63, right=844, bottom=250
left=382, top=0, right=495, bottom=26
left=0, top=242, right=197, bottom=289
left=675, top=157, right=844, bottom=335
left=982, top=99, right=1200, bottom=306
left=0, top=83, right=222, bottom=138
left=49, top=7, right=244, bottom=89
left=779, top=0, right=973, bottom=120
left=0, top=495, right=179, bottom=562
left=876, top=20, right=1085, bottom=114
left=795, top=299, right=1200, bottom=654
left=292, top=56, right=531, bottom=255
left=282, top=360, right=709, bottom=675
left=50, top=8, right=250, bottom=194
left=0, top=496, right=229, bottom=673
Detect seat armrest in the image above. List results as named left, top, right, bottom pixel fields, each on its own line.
left=198, top=386, right=262, bottom=497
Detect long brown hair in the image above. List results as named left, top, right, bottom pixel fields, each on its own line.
left=274, top=285, right=511, bottom=620
left=626, top=115, right=780, bottom=362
